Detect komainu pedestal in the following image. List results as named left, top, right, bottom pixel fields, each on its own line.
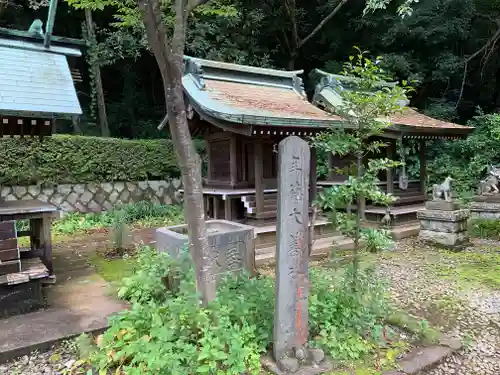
left=417, top=200, right=470, bottom=249
left=470, top=195, right=500, bottom=219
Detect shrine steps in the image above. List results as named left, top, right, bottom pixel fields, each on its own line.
left=241, top=193, right=278, bottom=219
left=254, top=223, right=420, bottom=267
left=255, top=234, right=353, bottom=267
left=363, top=203, right=425, bottom=226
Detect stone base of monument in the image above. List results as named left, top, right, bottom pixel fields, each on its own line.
left=417, top=201, right=470, bottom=249
left=156, top=220, right=256, bottom=279
left=261, top=349, right=334, bottom=375
left=470, top=194, right=500, bottom=219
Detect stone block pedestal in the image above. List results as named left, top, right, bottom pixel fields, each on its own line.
left=470, top=195, right=500, bottom=219
left=417, top=201, right=470, bottom=249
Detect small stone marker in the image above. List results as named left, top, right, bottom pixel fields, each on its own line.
left=418, top=200, right=470, bottom=249
left=267, top=136, right=332, bottom=374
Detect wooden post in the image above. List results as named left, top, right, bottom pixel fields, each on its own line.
left=328, top=153, right=335, bottom=180
left=387, top=140, right=396, bottom=195
left=254, top=141, right=264, bottom=216
left=309, top=147, right=317, bottom=206
left=229, top=136, right=238, bottom=187
left=85, top=9, right=110, bottom=137
left=206, top=140, right=212, bottom=180
left=40, top=214, right=53, bottom=275
left=419, top=140, right=427, bottom=196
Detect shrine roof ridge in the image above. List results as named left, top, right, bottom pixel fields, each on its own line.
left=0, top=38, right=81, bottom=57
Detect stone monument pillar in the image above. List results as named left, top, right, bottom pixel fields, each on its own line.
left=418, top=181, right=470, bottom=249
left=265, top=136, right=332, bottom=374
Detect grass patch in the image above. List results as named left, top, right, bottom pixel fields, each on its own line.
left=427, top=249, right=500, bottom=289
left=470, top=218, right=500, bottom=239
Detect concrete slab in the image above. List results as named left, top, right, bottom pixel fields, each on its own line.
left=0, top=272, right=127, bottom=363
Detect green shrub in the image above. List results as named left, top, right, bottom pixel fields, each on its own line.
left=50, top=201, right=184, bottom=234
left=0, top=135, right=205, bottom=186
left=427, top=113, right=500, bottom=197
left=76, top=248, right=393, bottom=374
left=470, top=218, right=500, bottom=239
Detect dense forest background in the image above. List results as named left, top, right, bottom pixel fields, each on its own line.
left=2, top=0, right=500, bottom=193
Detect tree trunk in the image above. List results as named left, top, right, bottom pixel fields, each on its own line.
left=138, top=0, right=213, bottom=305
left=162, top=61, right=214, bottom=304
left=85, top=9, right=110, bottom=138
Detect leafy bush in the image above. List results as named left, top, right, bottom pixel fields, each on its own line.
left=52, top=201, right=184, bottom=234
left=77, top=247, right=392, bottom=374
left=361, top=228, right=394, bottom=253
left=0, top=135, right=205, bottom=186
left=470, top=218, right=500, bottom=239
left=428, top=113, right=500, bottom=197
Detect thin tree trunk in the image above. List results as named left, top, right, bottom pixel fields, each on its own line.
left=353, top=150, right=362, bottom=291
left=138, top=0, right=213, bottom=304
left=85, top=9, right=110, bottom=137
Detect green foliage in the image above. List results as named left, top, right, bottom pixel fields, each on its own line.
left=470, top=218, right=500, bottom=239
left=361, top=228, right=394, bottom=253
left=74, top=248, right=394, bottom=374
left=428, top=113, right=500, bottom=196
left=50, top=201, right=184, bottom=235
left=312, top=50, right=411, bottom=283
left=0, top=135, right=206, bottom=186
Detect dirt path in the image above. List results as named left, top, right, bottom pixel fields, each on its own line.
left=375, top=239, right=500, bottom=375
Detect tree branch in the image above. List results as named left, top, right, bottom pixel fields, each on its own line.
left=137, top=0, right=173, bottom=66
left=172, top=0, right=188, bottom=56
left=456, top=23, right=500, bottom=108
left=297, top=0, right=349, bottom=49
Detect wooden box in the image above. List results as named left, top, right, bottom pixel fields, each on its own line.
left=0, top=221, right=20, bottom=275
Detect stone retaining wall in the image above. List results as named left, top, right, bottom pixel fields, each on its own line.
left=0, top=179, right=183, bottom=213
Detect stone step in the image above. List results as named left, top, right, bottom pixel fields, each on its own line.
left=255, top=235, right=354, bottom=267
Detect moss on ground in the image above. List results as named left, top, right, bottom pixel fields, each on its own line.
left=426, top=248, right=500, bottom=289
left=89, top=254, right=135, bottom=285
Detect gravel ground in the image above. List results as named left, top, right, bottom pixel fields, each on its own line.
left=377, top=238, right=500, bottom=375
left=0, top=342, right=79, bottom=375
left=1, top=238, right=499, bottom=375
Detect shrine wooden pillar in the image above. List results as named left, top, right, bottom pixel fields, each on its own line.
left=419, top=140, right=427, bottom=195
left=386, top=140, right=396, bottom=195
left=328, top=153, right=335, bottom=180
left=309, top=147, right=317, bottom=207
left=254, top=141, right=264, bottom=216
left=229, top=136, right=238, bottom=187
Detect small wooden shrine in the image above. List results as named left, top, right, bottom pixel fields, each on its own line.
left=182, top=57, right=473, bottom=225
left=0, top=4, right=82, bottom=317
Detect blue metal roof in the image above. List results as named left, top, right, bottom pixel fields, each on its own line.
left=0, top=38, right=82, bottom=119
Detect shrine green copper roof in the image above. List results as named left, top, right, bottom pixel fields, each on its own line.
left=183, top=56, right=343, bottom=129
left=0, top=38, right=82, bottom=119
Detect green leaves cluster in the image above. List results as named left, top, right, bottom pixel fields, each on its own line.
left=0, top=135, right=205, bottom=185
left=76, top=247, right=394, bottom=374
left=427, top=113, right=500, bottom=197
left=312, top=50, right=412, bottom=250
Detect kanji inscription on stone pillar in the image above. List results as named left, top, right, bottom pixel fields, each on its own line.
left=273, top=136, right=311, bottom=368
